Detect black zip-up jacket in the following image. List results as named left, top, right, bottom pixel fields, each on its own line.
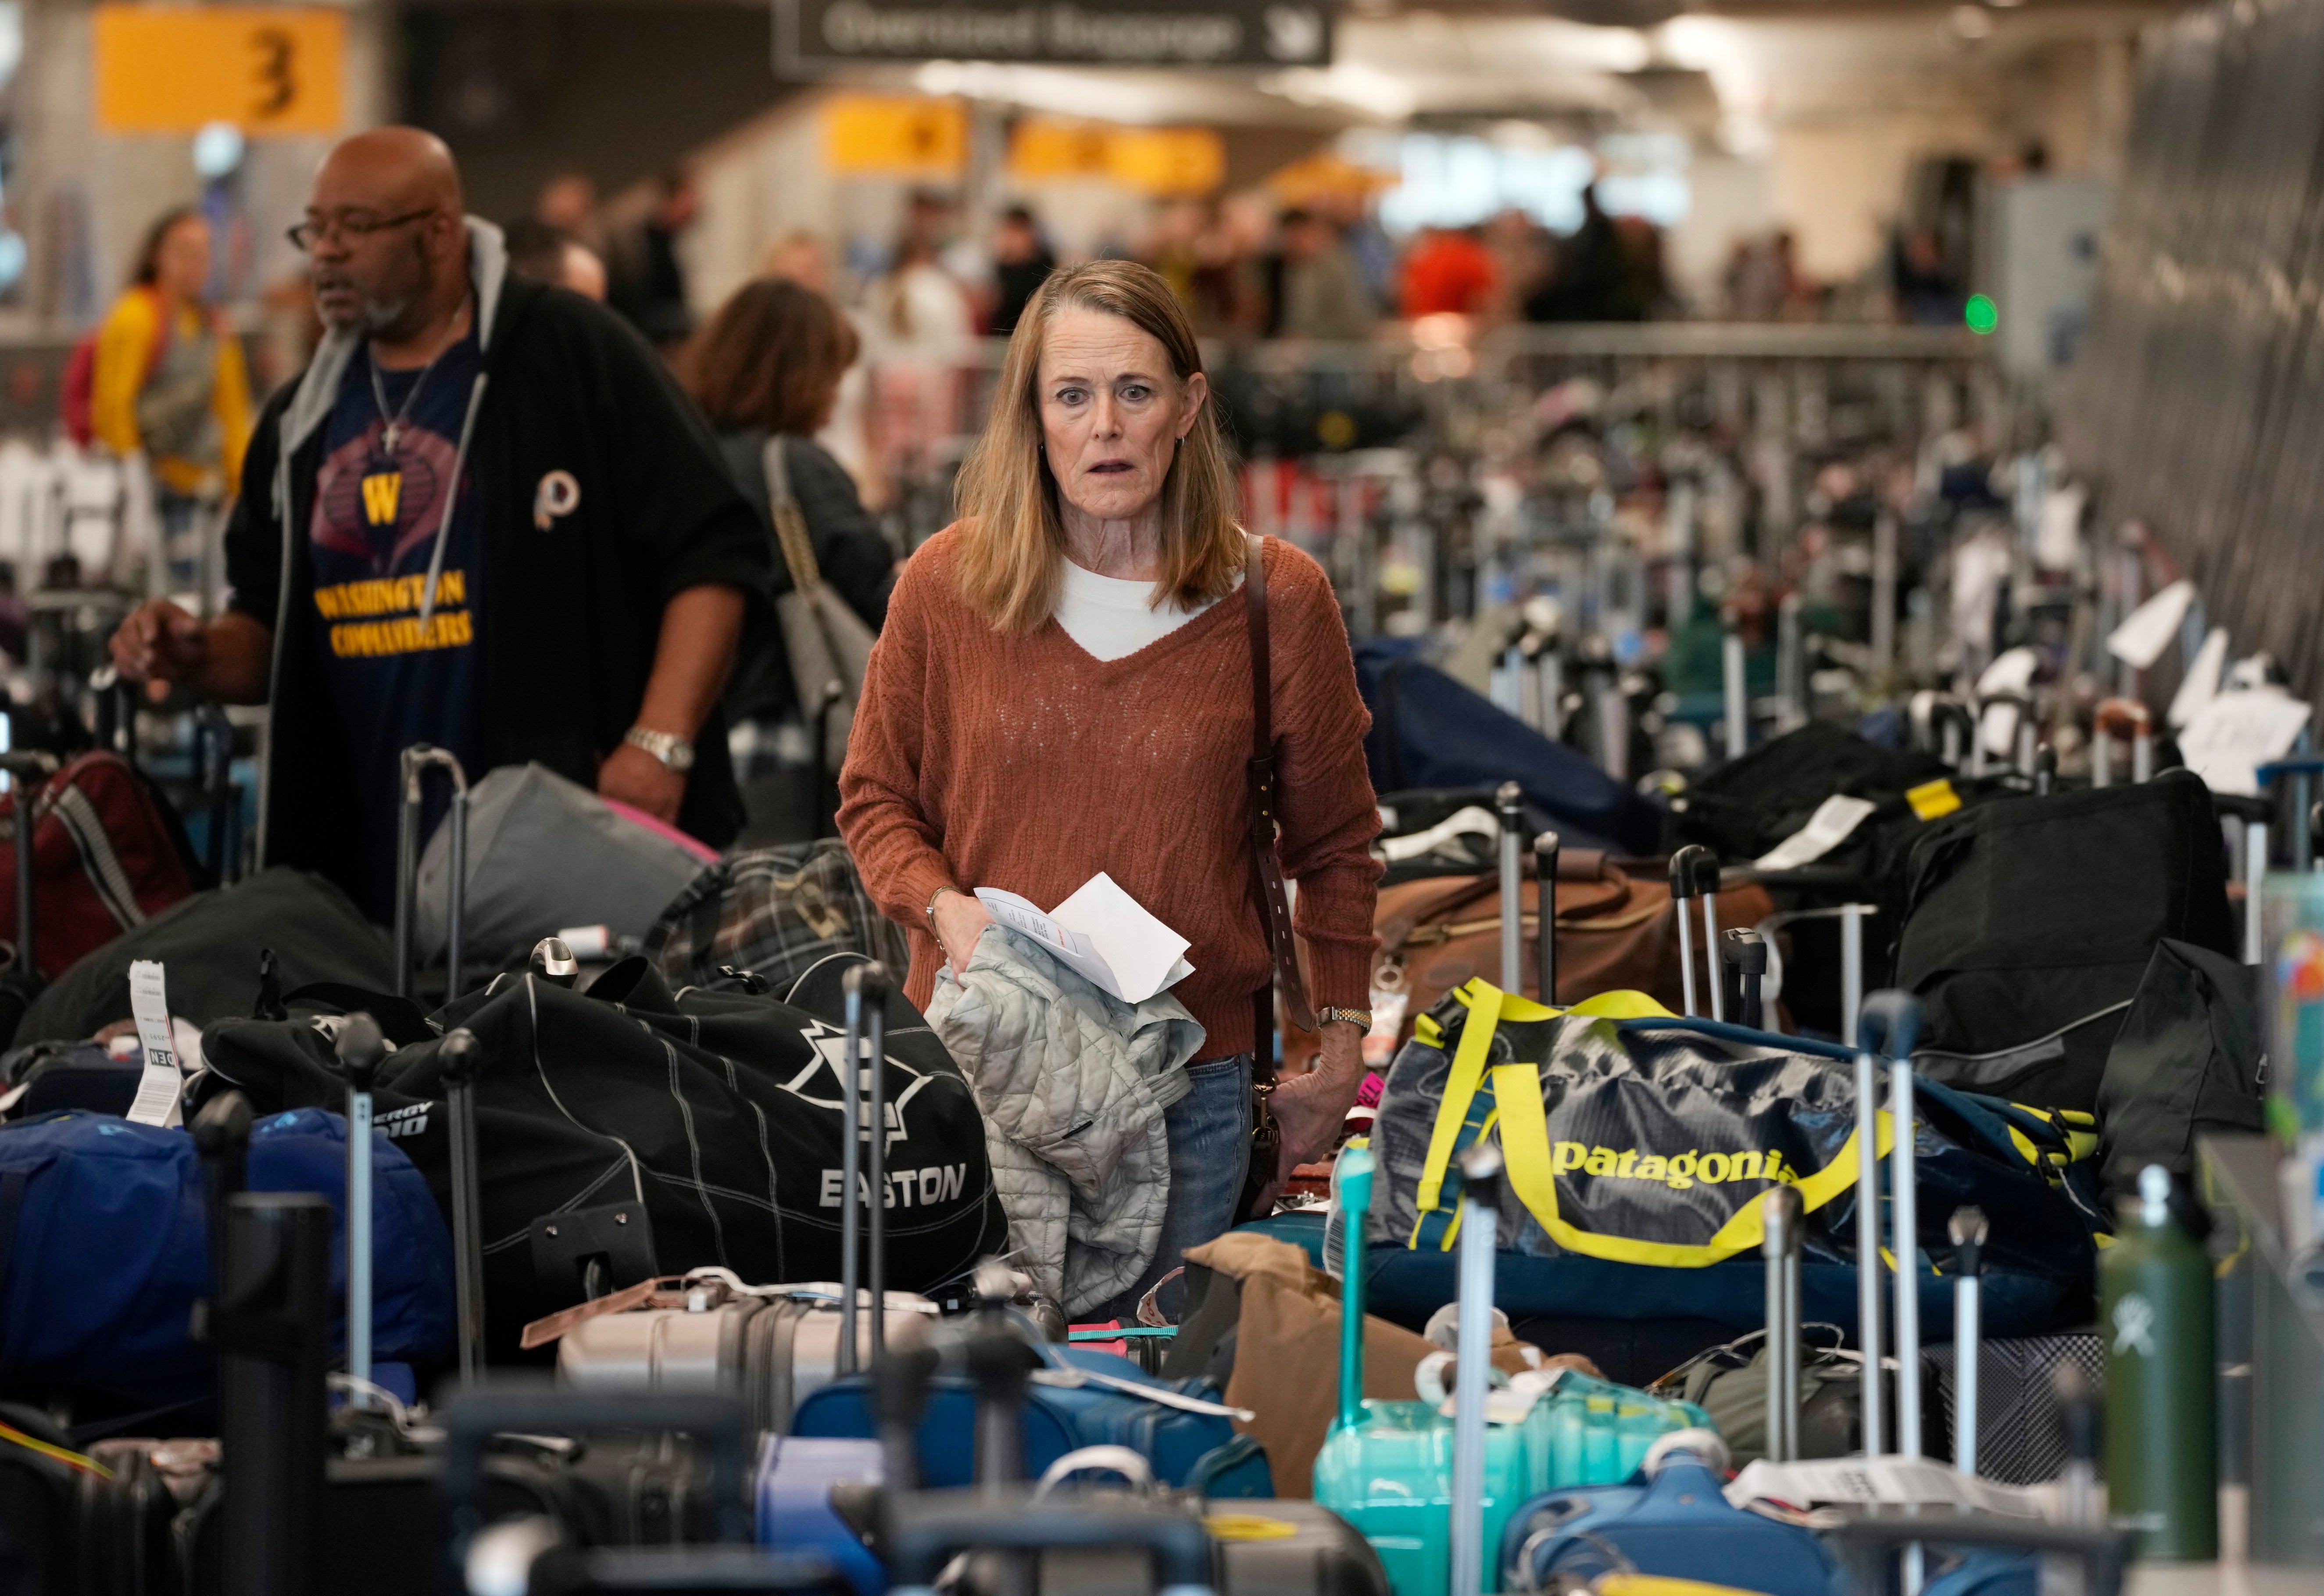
left=225, top=219, right=769, bottom=905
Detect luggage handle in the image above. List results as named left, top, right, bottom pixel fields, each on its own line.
left=437, top=1388, right=756, bottom=1576
left=1033, top=1444, right=1154, bottom=1499
left=393, top=744, right=468, bottom=1005
left=0, top=751, right=56, bottom=979
left=882, top=1492, right=1216, bottom=1596
left=1829, top=1516, right=2132, bottom=1596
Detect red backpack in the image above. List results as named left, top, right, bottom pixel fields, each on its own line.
left=0, top=751, right=201, bottom=981
left=60, top=290, right=173, bottom=448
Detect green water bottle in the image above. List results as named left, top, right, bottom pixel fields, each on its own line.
left=2100, top=1163, right=2216, bottom=1560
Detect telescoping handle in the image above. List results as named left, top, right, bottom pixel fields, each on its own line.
left=191, top=1090, right=255, bottom=1302
left=858, top=962, right=892, bottom=1367
left=393, top=744, right=468, bottom=1003
left=1533, top=832, right=1559, bottom=1005
left=1335, top=1142, right=1377, bottom=1434
left=1860, top=991, right=1926, bottom=1458
left=1950, top=1206, right=1989, bottom=1476
left=438, top=1027, right=488, bottom=1384
left=1449, top=1142, right=1504, bottom=1596
left=1762, top=1183, right=1804, bottom=1464
left=1496, top=783, right=1524, bottom=993
left=335, top=1013, right=389, bottom=1405
left=2092, top=697, right=2153, bottom=787
left=1669, top=846, right=1724, bottom=1021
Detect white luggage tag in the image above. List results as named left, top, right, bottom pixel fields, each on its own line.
left=1724, top=1456, right=2045, bottom=1518
left=125, top=960, right=184, bottom=1127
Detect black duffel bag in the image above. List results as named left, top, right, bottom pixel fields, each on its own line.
left=1893, top=769, right=2237, bottom=1111
left=192, top=952, right=1008, bottom=1364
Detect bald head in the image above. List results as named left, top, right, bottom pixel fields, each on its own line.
left=304, top=126, right=471, bottom=347
left=318, top=127, right=463, bottom=217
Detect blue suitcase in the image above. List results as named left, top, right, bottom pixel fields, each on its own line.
left=787, top=1342, right=1272, bottom=1496
left=754, top=1434, right=885, bottom=1595
left=1497, top=1438, right=1834, bottom=1596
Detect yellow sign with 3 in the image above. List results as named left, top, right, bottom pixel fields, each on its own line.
left=95, top=5, right=345, bottom=136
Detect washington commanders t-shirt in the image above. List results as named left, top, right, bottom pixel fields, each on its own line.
left=307, top=335, right=486, bottom=919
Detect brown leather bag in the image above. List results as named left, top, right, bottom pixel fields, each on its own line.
left=1372, top=853, right=1778, bottom=1019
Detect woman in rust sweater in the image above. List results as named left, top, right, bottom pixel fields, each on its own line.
left=837, top=260, right=1380, bottom=1304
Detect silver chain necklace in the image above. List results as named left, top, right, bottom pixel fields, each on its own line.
left=368, top=342, right=450, bottom=457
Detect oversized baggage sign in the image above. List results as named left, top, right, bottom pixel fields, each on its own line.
left=776, top=0, right=1334, bottom=70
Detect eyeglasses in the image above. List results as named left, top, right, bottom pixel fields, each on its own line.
left=286, top=208, right=436, bottom=253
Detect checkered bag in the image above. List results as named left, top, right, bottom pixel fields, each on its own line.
left=1923, top=1331, right=2104, bottom=1485
left=645, top=839, right=909, bottom=998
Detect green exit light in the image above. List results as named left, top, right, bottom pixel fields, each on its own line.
left=1965, top=294, right=1999, bottom=335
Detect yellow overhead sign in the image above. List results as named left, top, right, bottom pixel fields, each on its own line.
left=1010, top=119, right=1223, bottom=195
left=94, top=6, right=346, bottom=136
left=821, top=95, right=968, bottom=179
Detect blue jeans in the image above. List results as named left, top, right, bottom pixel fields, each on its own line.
left=1096, top=1054, right=1252, bottom=1324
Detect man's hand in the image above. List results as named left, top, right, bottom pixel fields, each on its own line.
left=1269, top=1020, right=1365, bottom=1182
left=110, top=601, right=209, bottom=686
left=597, top=741, right=686, bottom=822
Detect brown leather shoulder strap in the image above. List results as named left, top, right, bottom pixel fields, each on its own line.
left=1246, top=535, right=1314, bottom=1052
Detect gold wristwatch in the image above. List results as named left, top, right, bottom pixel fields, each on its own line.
left=1316, top=1006, right=1373, bottom=1029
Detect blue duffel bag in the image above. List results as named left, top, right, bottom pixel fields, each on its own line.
left=0, top=1108, right=454, bottom=1407
left=790, top=1342, right=1272, bottom=1496
left=1355, top=639, right=1665, bottom=856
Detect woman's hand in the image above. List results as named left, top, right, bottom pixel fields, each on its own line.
left=1269, top=1020, right=1365, bottom=1181
left=931, top=888, right=994, bottom=978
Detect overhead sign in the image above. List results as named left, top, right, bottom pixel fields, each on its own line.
left=94, top=6, right=345, bottom=136
left=777, top=0, right=1332, bottom=70
left=822, top=95, right=969, bottom=179
left=1010, top=120, right=1224, bottom=195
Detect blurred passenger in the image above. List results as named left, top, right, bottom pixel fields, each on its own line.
left=1525, top=186, right=1622, bottom=322
left=533, top=171, right=606, bottom=256
left=990, top=205, right=1057, bottom=339
left=1725, top=229, right=1809, bottom=322
left=86, top=207, right=253, bottom=587
left=503, top=218, right=608, bottom=301
left=1604, top=215, right=1667, bottom=322
left=1274, top=208, right=1377, bottom=341
left=763, top=230, right=883, bottom=508
left=1398, top=225, right=1499, bottom=319
left=868, top=234, right=974, bottom=483
left=1891, top=228, right=1962, bottom=325
left=763, top=229, right=834, bottom=294
left=609, top=168, right=701, bottom=348
left=687, top=277, right=896, bottom=817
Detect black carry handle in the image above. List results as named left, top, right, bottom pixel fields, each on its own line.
left=1829, top=1515, right=2132, bottom=1596
left=438, top=1388, right=756, bottom=1591
left=1720, top=928, right=1767, bottom=1031
left=880, top=1492, right=1217, bottom=1595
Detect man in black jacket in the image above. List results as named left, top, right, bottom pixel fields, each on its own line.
left=110, top=128, right=768, bottom=920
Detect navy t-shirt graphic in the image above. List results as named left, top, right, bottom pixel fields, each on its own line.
left=308, top=333, right=486, bottom=920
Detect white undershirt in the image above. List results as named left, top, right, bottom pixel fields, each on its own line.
left=1054, top=558, right=1235, bottom=662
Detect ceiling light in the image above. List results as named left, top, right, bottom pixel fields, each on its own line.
left=1951, top=4, right=1994, bottom=39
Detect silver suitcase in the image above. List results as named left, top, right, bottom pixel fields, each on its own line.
left=552, top=1270, right=936, bottom=1434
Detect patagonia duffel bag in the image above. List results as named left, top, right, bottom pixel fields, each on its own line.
left=1365, top=980, right=2106, bottom=1339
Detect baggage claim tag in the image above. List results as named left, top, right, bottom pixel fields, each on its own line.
left=125, top=959, right=183, bottom=1128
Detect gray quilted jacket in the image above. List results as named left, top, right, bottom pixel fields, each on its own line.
left=926, top=926, right=1204, bottom=1314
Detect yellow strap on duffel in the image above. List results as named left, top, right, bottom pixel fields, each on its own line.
left=1494, top=1059, right=1894, bottom=1267
left=1411, top=981, right=1670, bottom=1232
left=1412, top=979, right=1891, bottom=1269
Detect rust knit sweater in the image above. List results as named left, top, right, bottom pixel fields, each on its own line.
left=837, top=528, right=1381, bottom=1058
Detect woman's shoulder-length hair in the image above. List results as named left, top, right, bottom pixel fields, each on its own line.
left=951, top=259, right=1242, bottom=636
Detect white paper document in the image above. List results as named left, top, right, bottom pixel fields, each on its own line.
left=125, top=959, right=183, bottom=1128
left=2177, top=688, right=2313, bottom=797
left=976, top=872, right=1194, bottom=1005
left=2106, top=579, right=2196, bottom=670
left=1726, top=1456, right=2044, bottom=1518
left=1755, top=794, right=1877, bottom=871
left=2167, top=626, right=2231, bottom=729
